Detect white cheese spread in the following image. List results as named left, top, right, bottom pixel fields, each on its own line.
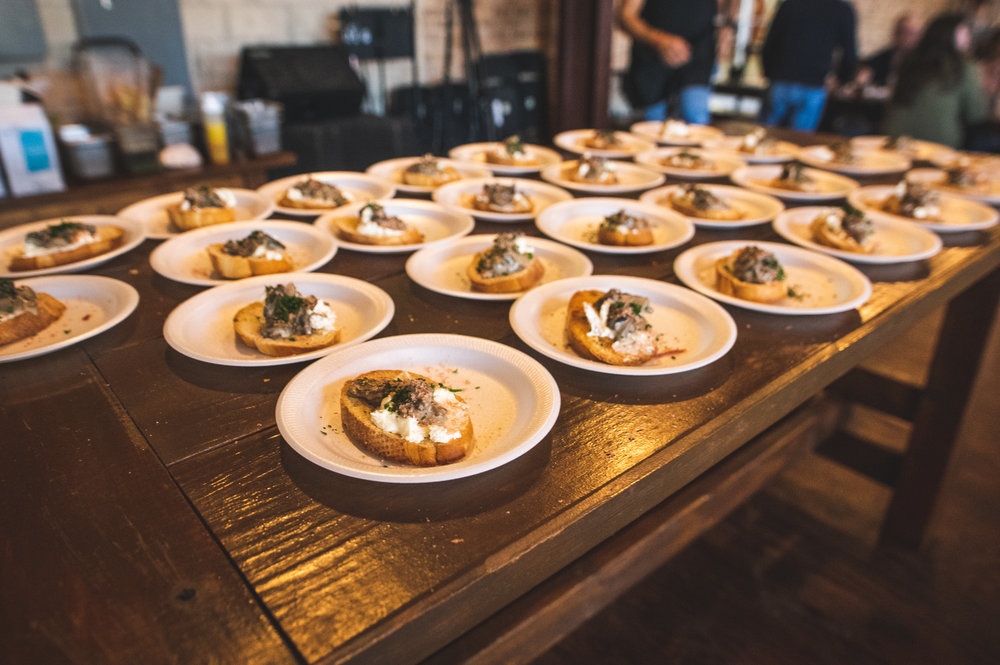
left=307, top=299, right=337, bottom=333
left=22, top=231, right=96, bottom=258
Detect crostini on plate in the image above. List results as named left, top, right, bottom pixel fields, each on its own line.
left=8, top=220, right=125, bottom=271
left=233, top=283, right=340, bottom=356
left=597, top=209, right=654, bottom=246
left=340, top=369, right=474, bottom=466
left=668, top=184, right=743, bottom=221
left=207, top=230, right=292, bottom=279
left=0, top=278, right=66, bottom=345
left=400, top=154, right=461, bottom=187
left=715, top=245, right=788, bottom=303
left=332, top=202, right=423, bottom=245
left=810, top=204, right=875, bottom=254
left=467, top=232, right=544, bottom=293
left=278, top=176, right=352, bottom=210
left=566, top=288, right=658, bottom=366
left=167, top=185, right=237, bottom=230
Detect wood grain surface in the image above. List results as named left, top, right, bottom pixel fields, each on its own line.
left=2, top=130, right=998, bottom=664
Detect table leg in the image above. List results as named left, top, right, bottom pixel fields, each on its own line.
left=879, top=267, right=1000, bottom=549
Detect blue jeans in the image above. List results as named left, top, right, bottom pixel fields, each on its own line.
left=644, top=85, right=711, bottom=124
left=764, top=82, right=827, bottom=131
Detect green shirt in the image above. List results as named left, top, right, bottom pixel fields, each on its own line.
left=882, top=60, right=988, bottom=148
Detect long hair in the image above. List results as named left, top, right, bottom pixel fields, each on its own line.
left=892, top=13, right=968, bottom=106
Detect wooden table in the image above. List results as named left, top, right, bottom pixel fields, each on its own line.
left=3, top=137, right=998, bottom=665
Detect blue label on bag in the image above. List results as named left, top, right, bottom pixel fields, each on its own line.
left=20, top=130, right=50, bottom=172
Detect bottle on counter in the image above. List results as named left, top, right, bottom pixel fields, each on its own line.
left=201, top=92, right=230, bottom=165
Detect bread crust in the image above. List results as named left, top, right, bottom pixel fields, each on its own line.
left=340, top=369, right=473, bottom=466
left=565, top=290, right=655, bottom=366
left=597, top=226, right=653, bottom=246
left=232, top=302, right=340, bottom=356
left=667, top=192, right=742, bottom=221
left=466, top=252, right=544, bottom=293
left=715, top=256, right=786, bottom=302
left=9, top=225, right=125, bottom=271
left=167, top=205, right=236, bottom=231
left=484, top=150, right=538, bottom=167
left=331, top=216, right=423, bottom=245
left=207, top=244, right=292, bottom=279
left=0, top=292, right=66, bottom=345
left=400, top=166, right=460, bottom=187
left=809, top=216, right=871, bottom=254
left=466, top=193, right=534, bottom=214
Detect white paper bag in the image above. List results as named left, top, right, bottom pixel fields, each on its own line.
left=0, top=104, right=65, bottom=197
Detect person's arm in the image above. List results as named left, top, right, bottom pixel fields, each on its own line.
left=618, top=0, right=691, bottom=67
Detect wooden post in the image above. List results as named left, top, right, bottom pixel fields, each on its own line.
left=554, top=0, right=614, bottom=132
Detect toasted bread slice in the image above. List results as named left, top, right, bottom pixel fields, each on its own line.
left=715, top=257, right=786, bottom=302
left=565, top=290, right=655, bottom=366
left=340, top=369, right=473, bottom=466
left=167, top=205, right=236, bottom=231
left=207, top=244, right=292, bottom=279
left=484, top=151, right=538, bottom=166
left=9, top=225, right=125, bottom=271
left=466, top=252, right=544, bottom=293
left=810, top=216, right=871, bottom=254
left=401, top=166, right=460, bottom=187
left=331, top=216, right=423, bottom=245
left=597, top=226, right=653, bottom=246
left=667, top=192, right=743, bottom=221
left=0, top=293, right=66, bottom=345
left=232, top=302, right=340, bottom=356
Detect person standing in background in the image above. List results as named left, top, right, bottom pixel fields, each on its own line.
left=760, top=0, right=858, bottom=131
left=883, top=14, right=988, bottom=149
left=618, top=0, right=719, bottom=124
left=857, top=13, right=923, bottom=89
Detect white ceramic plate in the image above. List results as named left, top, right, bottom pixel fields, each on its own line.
left=149, top=220, right=337, bottom=286
left=906, top=167, right=1000, bottom=206
left=448, top=142, right=562, bottom=175
left=634, top=147, right=746, bottom=179
left=313, top=199, right=475, bottom=253
left=540, top=160, right=665, bottom=194
left=509, top=275, right=737, bottom=375
left=731, top=165, right=860, bottom=202
left=0, top=215, right=145, bottom=278
left=674, top=240, right=872, bottom=315
left=432, top=177, right=573, bottom=222
left=851, top=135, right=957, bottom=163
left=773, top=207, right=942, bottom=264
left=163, top=273, right=394, bottom=366
left=702, top=135, right=799, bottom=163
left=0, top=275, right=139, bottom=363
left=638, top=184, right=785, bottom=228
left=551, top=129, right=656, bottom=157
left=798, top=145, right=911, bottom=175
left=364, top=156, right=493, bottom=195
left=255, top=172, right=396, bottom=217
left=275, top=333, right=560, bottom=483
left=847, top=185, right=1000, bottom=232
left=929, top=150, right=1000, bottom=172
left=535, top=197, right=694, bottom=254
left=405, top=234, right=593, bottom=300
left=119, top=188, right=274, bottom=239
left=629, top=120, right=724, bottom=146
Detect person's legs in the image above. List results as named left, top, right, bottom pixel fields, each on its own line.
left=644, top=100, right=668, bottom=122
left=789, top=86, right=827, bottom=131
left=763, top=82, right=793, bottom=127
left=679, top=85, right=711, bottom=124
